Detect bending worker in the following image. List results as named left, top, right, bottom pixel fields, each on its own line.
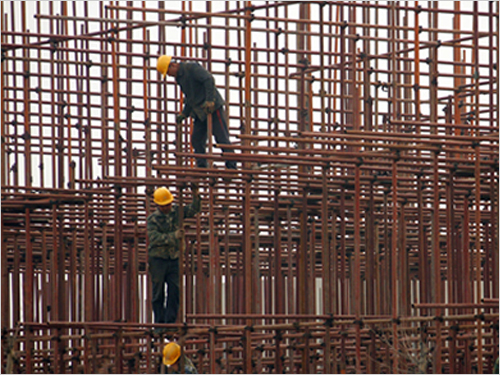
left=163, top=342, right=197, bottom=374
left=156, top=55, right=237, bottom=170
left=147, top=184, right=201, bottom=327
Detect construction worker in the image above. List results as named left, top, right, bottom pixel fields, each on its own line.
left=162, top=342, right=197, bottom=374
left=147, top=184, right=201, bottom=328
left=156, top=55, right=237, bottom=170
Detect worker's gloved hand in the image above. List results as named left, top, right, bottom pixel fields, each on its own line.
left=176, top=114, right=186, bottom=124
left=203, top=101, right=215, bottom=114
left=175, top=229, right=185, bottom=239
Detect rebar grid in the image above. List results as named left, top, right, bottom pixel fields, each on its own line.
left=1, top=1, right=498, bottom=374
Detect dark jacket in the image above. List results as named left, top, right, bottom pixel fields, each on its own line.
left=176, top=62, right=225, bottom=122
left=166, top=356, right=198, bottom=374
left=147, top=195, right=201, bottom=260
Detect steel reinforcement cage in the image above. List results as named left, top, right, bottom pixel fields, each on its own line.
left=1, top=1, right=499, bottom=374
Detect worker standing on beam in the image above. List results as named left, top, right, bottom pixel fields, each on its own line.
left=147, top=184, right=201, bottom=329
left=156, top=55, right=237, bottom=170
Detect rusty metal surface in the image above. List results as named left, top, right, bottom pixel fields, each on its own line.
left=1, top=1, right=498, bottom=373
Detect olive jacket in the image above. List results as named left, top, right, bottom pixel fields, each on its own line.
left=146, top=195, right=201, bottom=260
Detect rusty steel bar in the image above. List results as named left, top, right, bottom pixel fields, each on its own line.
left=1, top=1, right=498, bottom=374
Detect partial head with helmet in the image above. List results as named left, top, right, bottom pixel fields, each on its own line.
left=163, top=342, right=181, bottom=367
left=156, top=55, right=180, bottom=78
left=154, top=187, right=174, bottom=206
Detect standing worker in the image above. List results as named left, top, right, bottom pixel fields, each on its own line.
left=147, top=184, right=201, bottom=329
left=156, top=55, right=237, bottom=170
left=162, top=342, right=197, bottom=374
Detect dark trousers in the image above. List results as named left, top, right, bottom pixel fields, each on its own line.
left=192, top=108, right=237, bottom=169
left=149, top=258, right=180, bottom=324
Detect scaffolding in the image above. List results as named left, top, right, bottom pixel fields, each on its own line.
left=1, top=1, right=499, bottom=373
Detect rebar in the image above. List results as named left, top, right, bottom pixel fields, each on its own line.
left=1, top=1, right=498, bottom=374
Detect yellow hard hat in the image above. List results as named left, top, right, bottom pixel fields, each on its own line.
left=163, top=342, right=181, bottom=366
left=156, top=55, right=172, bottom=78
left=153, top=187, right=174, bottom=206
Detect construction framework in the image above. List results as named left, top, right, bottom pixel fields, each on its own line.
left=1, top=1, right=499, bottom=373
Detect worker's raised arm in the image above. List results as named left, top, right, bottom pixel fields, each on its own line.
left=183, top=190, right=201, bottom=219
